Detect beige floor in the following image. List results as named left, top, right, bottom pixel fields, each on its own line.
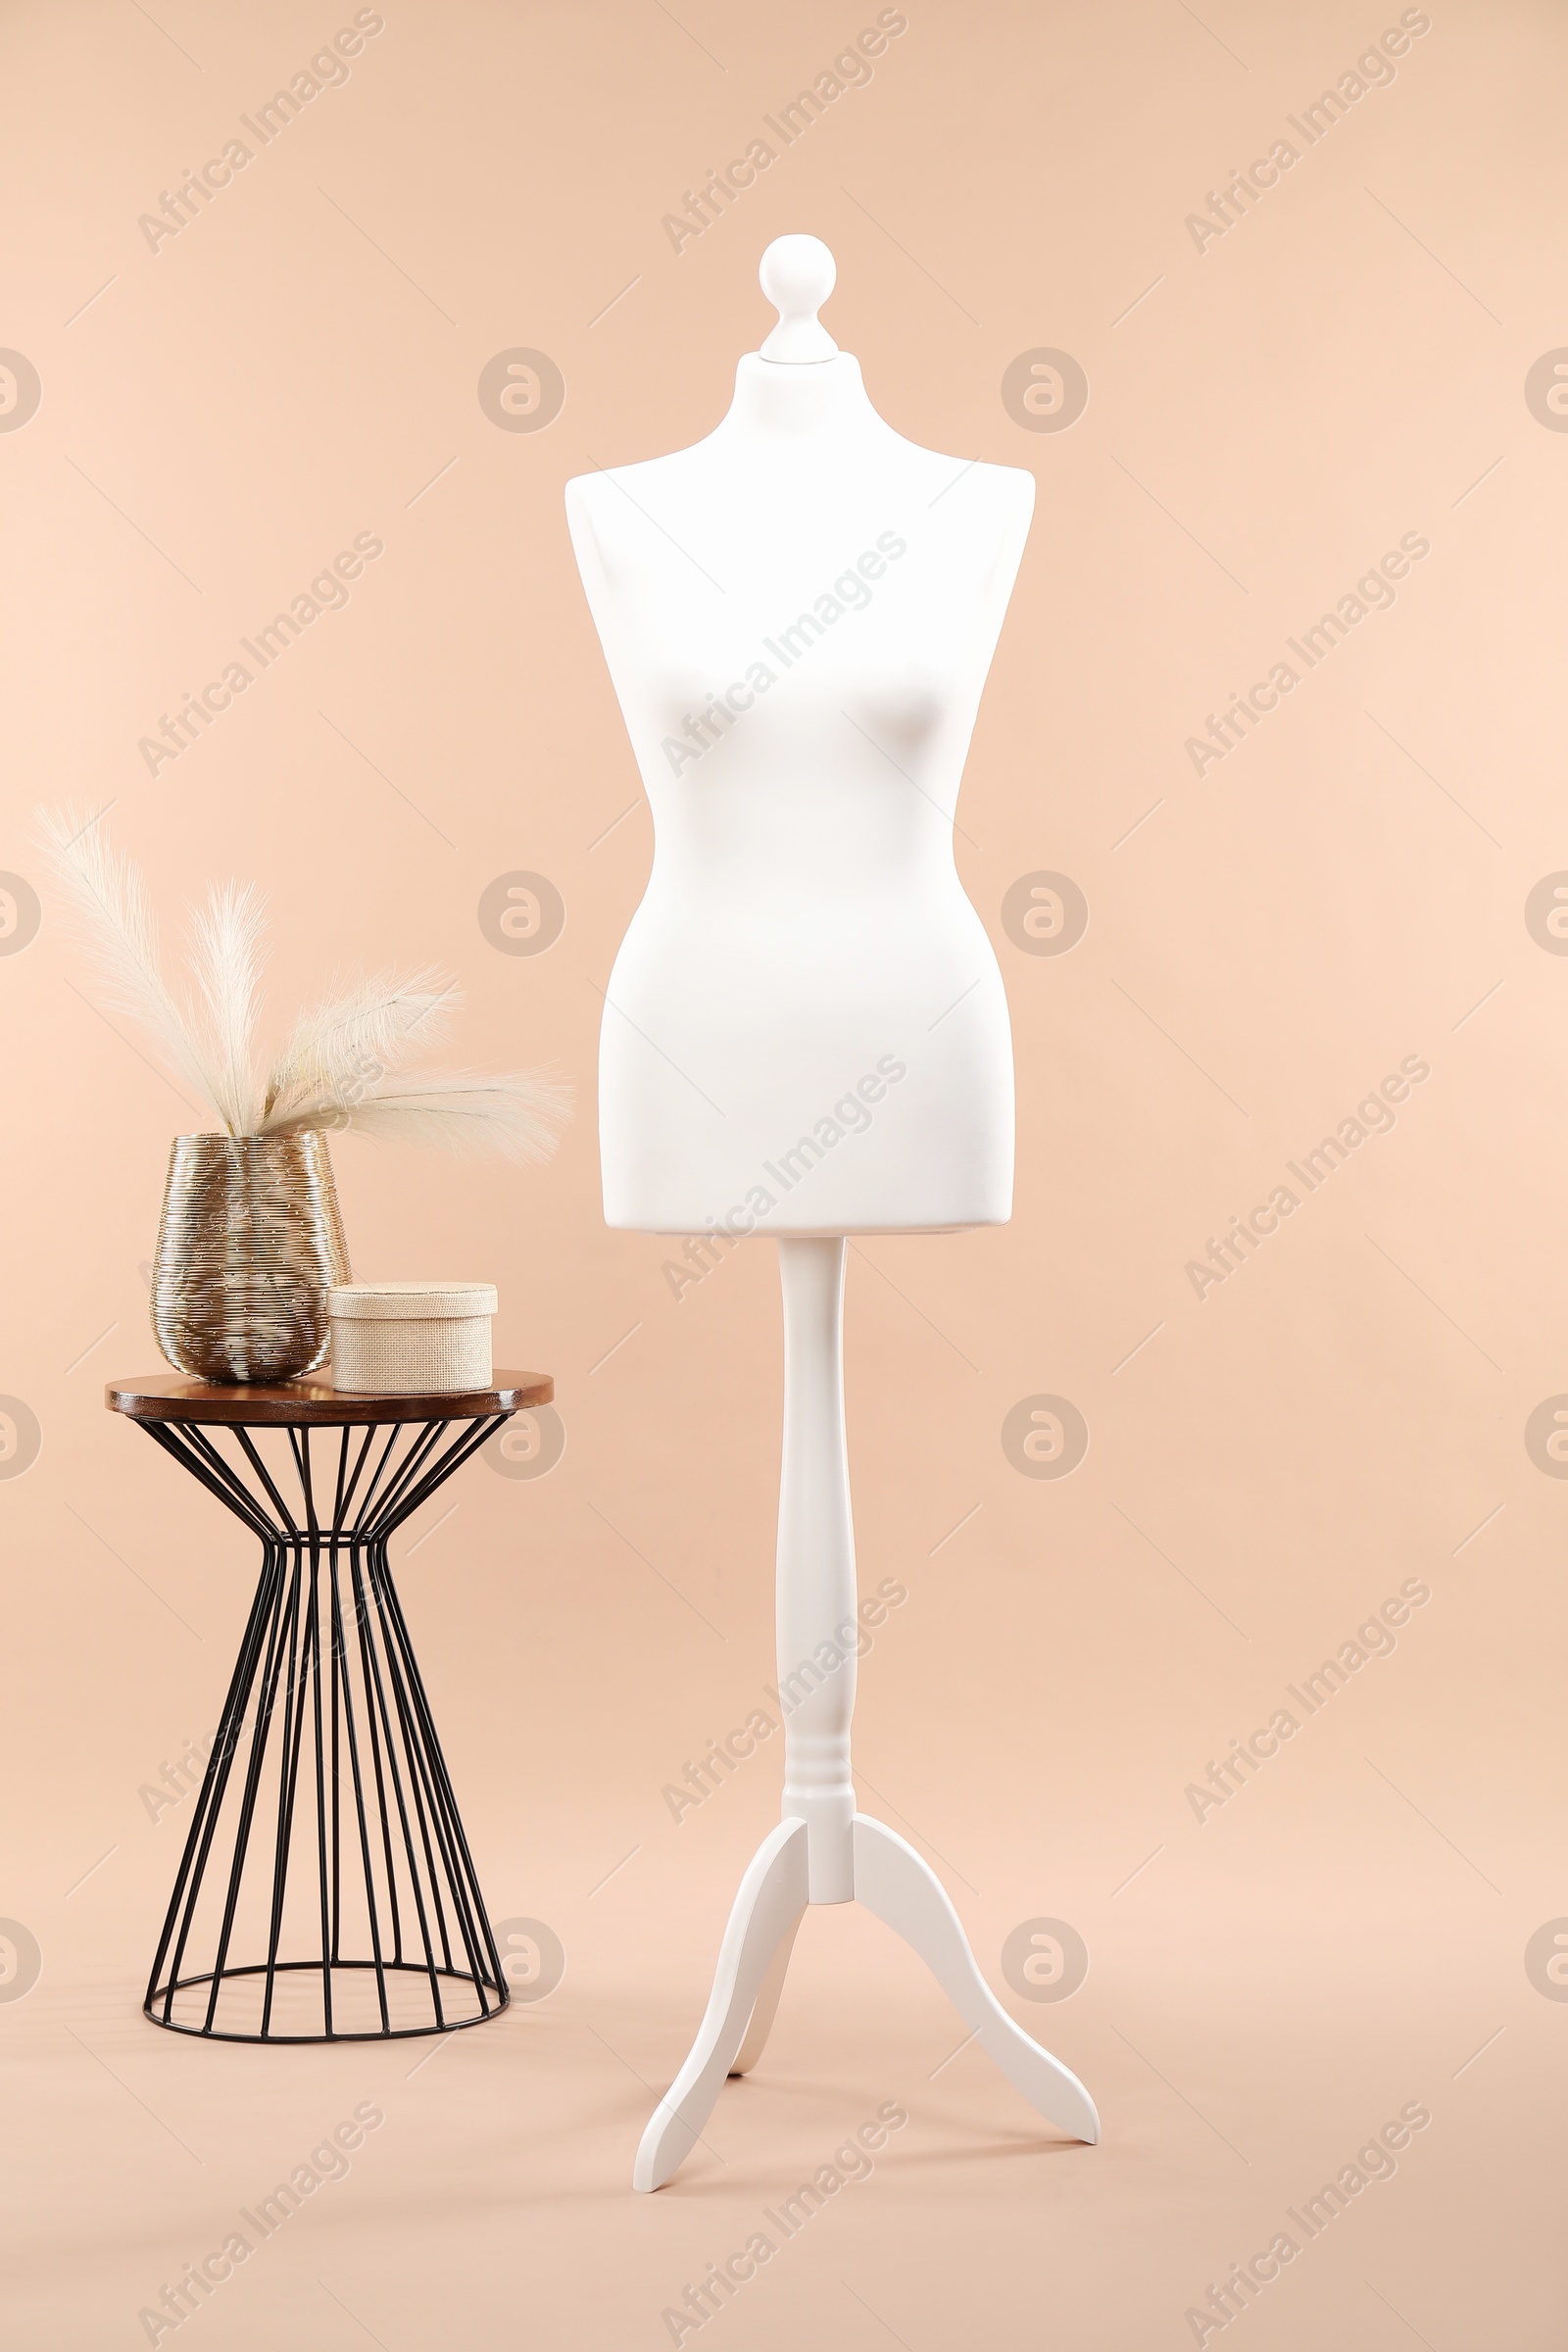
left=7, top=1798, right=1557, bottom=2350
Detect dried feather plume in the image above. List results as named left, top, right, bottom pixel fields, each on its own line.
left=38, top=807, right=570, bottom=1162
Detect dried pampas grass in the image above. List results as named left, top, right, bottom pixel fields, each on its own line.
left=189, top=880, right=266, bottom=1135
left=268, top=1067, right=577, bottom=1158
left=38, top=806, right=225, bottom=1114
left=39, top=807, right=570, bottom=1163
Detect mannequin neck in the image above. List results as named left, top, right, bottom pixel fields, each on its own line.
left=716, top=353, right=888, bottom=444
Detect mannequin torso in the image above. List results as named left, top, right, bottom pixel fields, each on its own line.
left=566, top=250, right=1033, bottom=1237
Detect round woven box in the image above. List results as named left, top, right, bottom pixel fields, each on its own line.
left=329, top=1282, right=498, bottom=1395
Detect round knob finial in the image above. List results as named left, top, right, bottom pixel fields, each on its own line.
left=760, top=234, right=838, bottom=363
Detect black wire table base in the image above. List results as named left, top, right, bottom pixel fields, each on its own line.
left=133, top=1410, right=513, bottom=2043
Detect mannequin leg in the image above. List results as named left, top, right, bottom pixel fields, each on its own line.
left=853, top=1815, right=1101, bottom=2144
left=633, top=1818, right=808, bottom=2191
left=728, top=1912, right=802, bottom=2076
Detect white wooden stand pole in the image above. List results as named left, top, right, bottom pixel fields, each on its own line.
left=776, top=1235, right=858, bottom=1902
left=632, top=1241, right=1099, bottom=2191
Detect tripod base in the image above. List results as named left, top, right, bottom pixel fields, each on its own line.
left=633, top=1813, right=1100, bottom=2190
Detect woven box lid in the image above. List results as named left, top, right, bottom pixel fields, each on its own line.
left=328, top=1281, right=498, bottom=1322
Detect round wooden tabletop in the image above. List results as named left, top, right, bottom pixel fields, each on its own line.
left=106, top=1370, right=553, bottom=1427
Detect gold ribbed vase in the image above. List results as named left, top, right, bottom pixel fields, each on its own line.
left=151, top=1133, right=351, bottom=1384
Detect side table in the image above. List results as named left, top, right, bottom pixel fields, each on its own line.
left=106, top=1370, right=551, bottom=2044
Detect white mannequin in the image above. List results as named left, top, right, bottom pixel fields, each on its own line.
left=568, top=237, right=1098, bottom=2189
left=567, top=234, right=1020, bottom=1239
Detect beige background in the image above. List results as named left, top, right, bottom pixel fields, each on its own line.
left=1, top=0, right=1564, bottom=2343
